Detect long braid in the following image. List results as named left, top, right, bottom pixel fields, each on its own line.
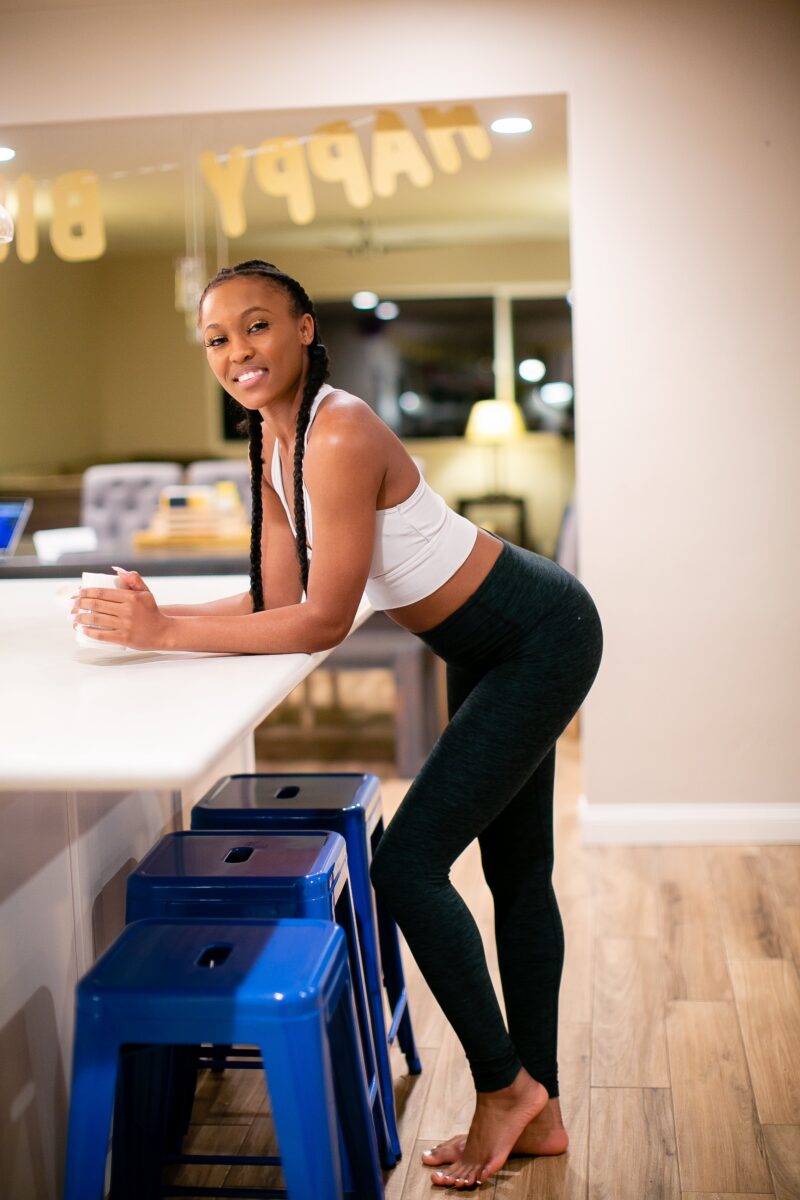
left=198, top=260, right=330, bottom=607
left=292, top=340, right=330, bottom=594
left=246, top=410, right=265, bottom=612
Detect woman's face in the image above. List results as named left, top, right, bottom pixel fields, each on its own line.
left=200, top=275, right=315, bottom=412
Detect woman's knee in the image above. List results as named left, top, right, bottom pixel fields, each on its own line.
left=369, top=832, right=405, bottom=902
left=370, top=824, right=446, bottom=911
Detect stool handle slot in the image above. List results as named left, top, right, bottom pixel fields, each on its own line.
left=224, top=846, right=254, bottom=864
left=196, top=943, right=233, bottom=969
left=275, top=785, right=300, bottom=798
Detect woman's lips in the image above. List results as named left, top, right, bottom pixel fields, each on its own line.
left=235, top=368, right=267, bottom=389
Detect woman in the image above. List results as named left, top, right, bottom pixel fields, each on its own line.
left=74, top=260, right=603, bottom=1189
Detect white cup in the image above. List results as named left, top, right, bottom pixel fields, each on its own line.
left=75, top=571, right=129, bottom=656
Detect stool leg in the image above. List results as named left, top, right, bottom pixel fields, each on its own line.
left=110, top=1045, right=172, bottom=1199
left=64, top=1019, right=119, bottom=1200
left=329, top=974, right=385, bottom=1200
left=335, top=881, right=397, bottom=1168
left=345, top=838, right=404, bottom=1158
left=376, top=898, right=422, bottom=1075
left=259, top=1014, right=343, bottom=1200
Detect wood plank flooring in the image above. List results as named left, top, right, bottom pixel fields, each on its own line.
left=164, top=735, right=800, bottom=1198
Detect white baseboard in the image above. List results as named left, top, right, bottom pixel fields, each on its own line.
left=577, top=794, right=800, bottom=845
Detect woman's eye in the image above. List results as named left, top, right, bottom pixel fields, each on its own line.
left=205, top=336, right=225, bottom=348
left=248, top=321, right=268, bottom=333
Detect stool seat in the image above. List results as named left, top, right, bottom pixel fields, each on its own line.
left=64, top=918, right=384, bottom=1200
left=196, top=772, right=382, bottom=822
left=79, top=916, right=338, bottom=1019
left=127, top=829, right=348, bottom=916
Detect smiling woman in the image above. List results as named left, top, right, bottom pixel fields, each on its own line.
left=71, top=257, right=604, bottom=1189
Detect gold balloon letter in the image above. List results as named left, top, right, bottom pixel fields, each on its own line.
left=200, top=145, right=249, bottom=238
left=371, top=111, right=434, bottom=198
left=254, top=137, right=314, bottom=226
left=419, top=105, right=492, bottom=173
left=307, top=121, right=372, bottom=209
left=0, top=176, right=39, bottom=263
left=14, top=175, right=38, bottom=262
left=50, top=171, right=106, bottom=261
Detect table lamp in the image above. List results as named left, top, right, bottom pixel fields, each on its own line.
left=465, top=398, right=526, bottom=496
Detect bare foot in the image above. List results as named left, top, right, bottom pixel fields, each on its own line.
left=421, top=1067, right=550, bottom=1188
left=422, top=1095, right=569, bottom=1178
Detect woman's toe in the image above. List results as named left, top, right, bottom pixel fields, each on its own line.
left=423, top=1137, right=465, bottom=1166
left=422, top=1144, right=448, bottom=1165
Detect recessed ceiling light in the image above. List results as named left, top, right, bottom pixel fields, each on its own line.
left=0, top=147, right=16, bottom=162
left=519, top=358, right=546, bottom=383
left=375, top=301, right=399, bottom=321
left=490, top=117, right=533, bottom=135
left=352, top=290, right=378, bottom=310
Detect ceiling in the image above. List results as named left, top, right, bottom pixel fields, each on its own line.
left=0, top=94, right=569, bottom=256
left=0, top=0, right=197, bottom=8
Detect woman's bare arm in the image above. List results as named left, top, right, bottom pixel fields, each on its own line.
left=76, top=405, right=383, bottom=655
left=160, top=591, right=253, bottom=618
left=158, top=460, right=300, bottom=618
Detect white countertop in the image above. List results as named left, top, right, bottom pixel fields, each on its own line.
left=0, top=576, right=373, bottom=791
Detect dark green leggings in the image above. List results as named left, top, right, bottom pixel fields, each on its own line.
left=369, top=535, right=603, bottom=1097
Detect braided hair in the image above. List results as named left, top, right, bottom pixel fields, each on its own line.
left=198, top=260, right=330, bottom=611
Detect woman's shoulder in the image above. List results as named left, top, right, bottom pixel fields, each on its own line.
left=306, top=386, right=390, bottom=490
left=316, top=384, right=372, bottom=418
left=313, top=385, right=386, bottom=439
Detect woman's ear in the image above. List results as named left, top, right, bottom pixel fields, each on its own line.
left=299, top=313, right=315, bottom=345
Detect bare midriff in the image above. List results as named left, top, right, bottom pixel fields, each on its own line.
left=275, top=395, right=507, bottom=636
left=384, top=527, right=504, bottom=635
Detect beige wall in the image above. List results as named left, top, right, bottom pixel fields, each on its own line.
left=93, top=255, right=211, bottom=459
left=0, top=256, right=103, bottom=471
left=1, top=0, right=798, bottom=813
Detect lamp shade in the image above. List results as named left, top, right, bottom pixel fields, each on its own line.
left=465, top=399, right=526, bottom=444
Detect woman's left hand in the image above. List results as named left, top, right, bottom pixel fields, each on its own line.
left=71, top=569, right=171, bottom=650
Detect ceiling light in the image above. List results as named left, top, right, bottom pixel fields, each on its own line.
left=540, top=382, right=573, bottom=407
left=352, top=290, right=378, bottom=310
left=0, top=147, right=15, bottom=163
left=518, top=358, right=546, bottom=383
left=490, top=117, right=533, bottom=135
left=375, top=301, right=399, bottom=321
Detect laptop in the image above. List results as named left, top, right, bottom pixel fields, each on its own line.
left=0, top=498, right=33, bottom=557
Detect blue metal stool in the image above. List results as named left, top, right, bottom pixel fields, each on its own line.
left=63, top=918, right=383, bottom=1200
left=191, top=773, right=422, bottom=1164
left=120, top=829, right=395, bottom=1171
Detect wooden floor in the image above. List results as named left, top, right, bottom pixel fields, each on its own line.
left=165, top=733, right=800, bottom=1199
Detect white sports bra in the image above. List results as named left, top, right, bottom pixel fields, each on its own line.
left=269, top=383, right=478, bottom=609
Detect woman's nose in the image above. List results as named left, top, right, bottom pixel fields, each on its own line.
left=229, top=340, right=253, bottom=361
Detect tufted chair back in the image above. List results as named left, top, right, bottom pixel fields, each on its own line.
left=81, top=462, right=182, bottom=547
left=185, top=458, right=252, bottom=521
